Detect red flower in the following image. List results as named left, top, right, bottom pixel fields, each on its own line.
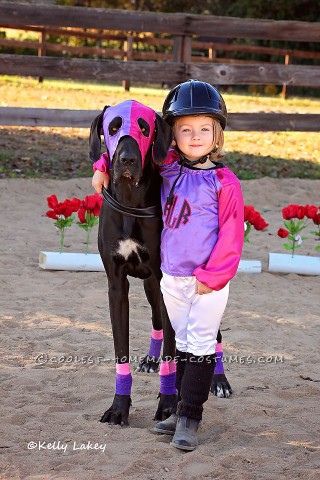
left=244, top=205, right=269, bottom=231
left=277, top=228, right=289, bottom=238
left=77, top=194, right=103, bottom=223
left=313, top=213, right=320, bottom=226
left=254, top=217, right=269, bottom=231
left=282, top=204, right=307, bottom=220
left=305, top=204, right=318, bottom=219
left=46, top=196, right=81, bottom=220
left=282, top=204, right=297, bottom=220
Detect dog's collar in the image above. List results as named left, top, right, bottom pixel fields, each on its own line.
left=102, top=186, right=160, bottom=218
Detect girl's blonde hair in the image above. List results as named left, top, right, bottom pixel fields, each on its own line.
left=210, top=119, right=225, bottom=160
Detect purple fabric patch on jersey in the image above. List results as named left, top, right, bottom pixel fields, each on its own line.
left=116, top=373, right=133, bottom=396
left=159, top=372, right=176, bottom=395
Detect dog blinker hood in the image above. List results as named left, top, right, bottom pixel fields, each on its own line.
left=102, top=100, right=156, bottom=167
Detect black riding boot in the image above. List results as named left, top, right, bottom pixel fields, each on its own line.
left=154, top=350, right=186, bottom=435
left=171, top=352, right=215, bottom=451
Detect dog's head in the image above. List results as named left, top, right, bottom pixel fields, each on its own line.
left=89, top=100, right=172, bottom=185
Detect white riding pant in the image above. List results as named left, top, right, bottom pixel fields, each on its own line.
left=161, top=272, right=229, bottom=356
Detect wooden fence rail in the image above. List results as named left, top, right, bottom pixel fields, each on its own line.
left=0, top=3, right=319, bottom=132
left=0, top=3, right=319, bottom=41
left=1, top=54, right=319, bottom=86
left=1, top=108, right=320, bottom=132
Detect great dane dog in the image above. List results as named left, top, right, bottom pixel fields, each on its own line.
left=89, top=100, right=232, bottom=426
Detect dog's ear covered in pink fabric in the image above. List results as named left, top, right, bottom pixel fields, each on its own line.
left=89, top=105, right=110, bottom=162
left=152, top=114, right=172, bottom=164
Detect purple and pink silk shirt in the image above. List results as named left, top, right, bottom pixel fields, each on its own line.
left=94, top=148, right=244, bottom=291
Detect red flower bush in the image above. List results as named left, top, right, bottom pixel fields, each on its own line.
left=77, top=194, right=103, bottom=254
left=277, top=203, right=320, bottom=256
left=46, top=195, right=81, bottom=252
left=244, top=205, right=269, bottom=243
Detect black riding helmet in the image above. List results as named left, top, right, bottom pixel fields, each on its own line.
left=162, top=79, right=227, bottom=130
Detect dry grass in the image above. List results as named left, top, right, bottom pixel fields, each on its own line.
left=0, top=76, right=319, bottom=179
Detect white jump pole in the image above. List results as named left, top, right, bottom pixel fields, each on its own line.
left=268, top=253, right=320, bottom=275
left=237, top=259, right=262, bottom=274
left=39, top=252, right=264, bottom=273
left=39, top=252, right=104, bottom=272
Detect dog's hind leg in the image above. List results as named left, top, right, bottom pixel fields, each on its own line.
left=154, top=297, right=178, bottom=421
left=210, top=329, right=233, bottom=398
left=136, top=275, right=163, bottom=373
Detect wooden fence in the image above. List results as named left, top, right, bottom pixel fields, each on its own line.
left=0, top=2, right=319, bottom=131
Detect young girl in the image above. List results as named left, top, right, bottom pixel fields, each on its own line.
left=92, top=80, right=244, bottom=451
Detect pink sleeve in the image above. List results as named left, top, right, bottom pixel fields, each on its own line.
left=93, top=152, right=110, bottom=176
left=161, top=148, right=179, bottom=166
left=193, top=174, right=244, bottom=291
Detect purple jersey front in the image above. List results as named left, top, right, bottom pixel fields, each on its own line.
left=160, top=150, right=244, bottom=291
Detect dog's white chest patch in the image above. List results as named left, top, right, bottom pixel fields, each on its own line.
left=116, top=239, right=143, bottom=261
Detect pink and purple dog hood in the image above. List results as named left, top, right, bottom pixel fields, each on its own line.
left=101, top=100, right=157, bottom=168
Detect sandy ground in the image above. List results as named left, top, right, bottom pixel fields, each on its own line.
left=1, top=177, right=319, bottom=480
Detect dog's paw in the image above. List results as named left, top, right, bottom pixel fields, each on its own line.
left=100, top=394, right=132, bottom=426
left=136, top=355, right=160, bottom=373
left=210, top=373, right=233, bottom=398
left=153, top=393, right=178, bottom=421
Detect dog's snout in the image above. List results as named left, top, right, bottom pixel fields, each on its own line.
left=119, top=153, right=138, bottom=165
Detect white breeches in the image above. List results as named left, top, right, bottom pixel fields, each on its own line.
left=161, top=272, right=229, bottom=356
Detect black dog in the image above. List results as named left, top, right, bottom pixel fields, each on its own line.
left=89, top=100, right=232, bottom=426
left=89, top=100, right=176, bottom=425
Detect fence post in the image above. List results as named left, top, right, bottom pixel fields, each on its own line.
left=208, top=45, right=216, bottom=62
left=281, top=53, right=292, bottom=99
left=38, top=30, right=46, bottom=83
left=122, top=33, right=133, bottom=91
left=38, top=29, right=46, bottom=83
left=173, top=35, right=192, bottom=63
left=173, top=34, right=192, bottom=84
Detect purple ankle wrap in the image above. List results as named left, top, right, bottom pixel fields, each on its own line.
left=148, top=337, right=162, bottom=358
left=214, top=351, right=225, bottom=375
left=116, top=373, right=132, bottom=396
left=160, top=372, right=176, bottom=395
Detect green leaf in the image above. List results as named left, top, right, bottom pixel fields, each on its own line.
left=77, top=222, right=89, bottom=231
left=283, top=220, right=292, bottom=230
left=315, top=245, right=320, bottom=251
left=64, top=216, right=74, bottom=227
left=283, top=244, right=293, bottom=250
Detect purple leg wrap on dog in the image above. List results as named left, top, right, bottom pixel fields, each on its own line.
left=116, top=363, right=132, bottom=396
left=148, top=328, right=163, bottom=358
left=214, top=343, right=225, bottom=375
left=159, top=361, right=176, bottom=395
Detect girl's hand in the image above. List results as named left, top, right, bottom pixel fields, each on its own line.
left=195, top=280, right=213, bottom=295
left=92, top=170, right=109, bottom=194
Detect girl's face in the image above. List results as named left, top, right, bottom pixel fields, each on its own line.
left=174, top=115, right=216, bottom=161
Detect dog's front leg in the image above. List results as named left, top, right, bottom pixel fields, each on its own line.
left=136, top=275, right=163, bottom=373
left=100, top=276, right=132, bottom=426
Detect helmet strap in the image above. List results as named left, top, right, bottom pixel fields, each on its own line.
left=176, top=146, right=218, bottom=168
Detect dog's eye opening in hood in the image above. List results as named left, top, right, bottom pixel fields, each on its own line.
left=137, top=118, right=150, bottom=137
left=109, top=116, right=123, bottom=136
